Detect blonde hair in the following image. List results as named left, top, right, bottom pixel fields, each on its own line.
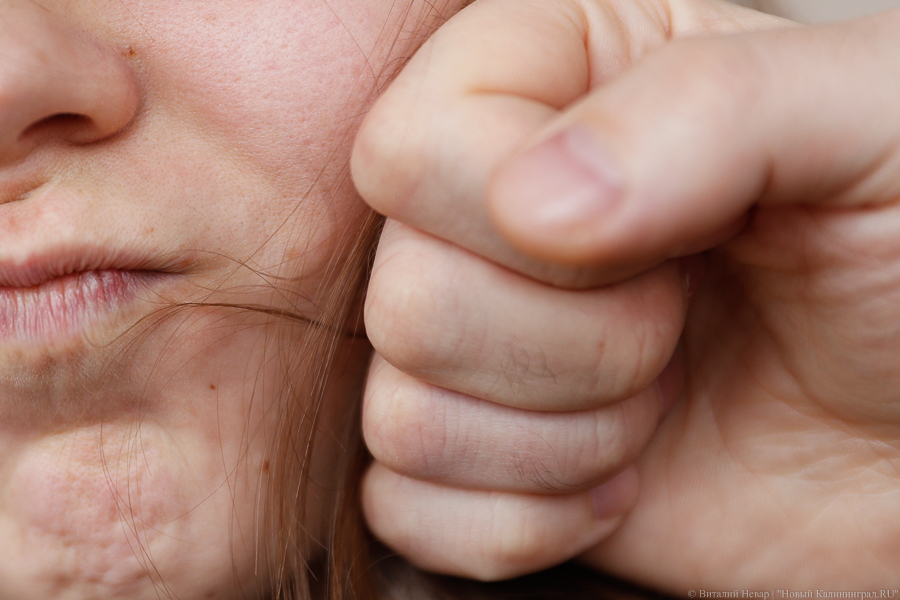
left=255, top=3, right=465, bottom=598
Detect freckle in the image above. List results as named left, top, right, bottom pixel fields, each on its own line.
left=209, top=384, right=216, bottom=390
left=122, top=45, right=136, bottom=57
left=262, top=460, right=270, bottom=473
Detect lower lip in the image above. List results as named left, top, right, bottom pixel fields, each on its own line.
left=0, top=270, right=153, bottom=342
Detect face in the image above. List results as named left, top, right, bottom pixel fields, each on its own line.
left=0, top=1, right=452, bottom=598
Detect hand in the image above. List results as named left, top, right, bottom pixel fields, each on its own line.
left=353, top=0, right=785, bottom=583
left=439, top=1, right=900, bottom=592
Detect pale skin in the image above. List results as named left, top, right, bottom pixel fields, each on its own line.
left=0, top=1, right=458, bottom=598
left=355, top=0, right=900, bottom=591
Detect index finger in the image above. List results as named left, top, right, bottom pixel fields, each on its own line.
left=351, top=0, right=786, bottom=287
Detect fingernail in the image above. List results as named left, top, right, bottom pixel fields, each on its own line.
left=499, top=126, right=623, bottom=228
left=590, top=467, right=639, bottom=520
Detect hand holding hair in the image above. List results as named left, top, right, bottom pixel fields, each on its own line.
left=355, top=0, right=900, bottom=590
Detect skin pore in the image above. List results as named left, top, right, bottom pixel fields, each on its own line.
left=0, top=1, right=461, bottom=598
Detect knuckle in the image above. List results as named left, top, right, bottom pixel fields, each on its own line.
left=364, top=250, right=445, bottom=372
left=362, top=376, right=452, bottom=479
left=352, top=101, right=427, bottom=216
left=506, top=409, right=637, bottom=492
left=504, top=432, right=607, bottom=492
left=507, top=452, right=572, bottom=493
left=496, top=342, right=559, bottom=400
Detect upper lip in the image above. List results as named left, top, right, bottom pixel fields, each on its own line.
left=0, top=246, right=190, bottom=289
left=0, top=183, right=195, bottom=289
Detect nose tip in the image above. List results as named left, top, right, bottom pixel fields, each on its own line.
left=0, top=2, right=138, bottom=163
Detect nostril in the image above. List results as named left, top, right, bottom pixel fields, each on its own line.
left=20, top=113, right=98, bottom=145
left=0, top=3, right=139, bottom=166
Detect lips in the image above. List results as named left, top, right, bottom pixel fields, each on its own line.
left=0, top=250, right=178, bottom=343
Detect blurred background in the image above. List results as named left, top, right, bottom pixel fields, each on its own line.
left=737, top=0, right=900, bottom=22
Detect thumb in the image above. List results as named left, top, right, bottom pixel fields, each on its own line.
left=490, top=13, right=900, bottom=268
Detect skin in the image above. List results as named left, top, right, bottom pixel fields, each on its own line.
left=356, top=0, right=900, bottom=591
left=0, top=1, right=459, bottom=598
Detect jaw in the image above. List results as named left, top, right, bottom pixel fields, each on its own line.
left=0, top=310, right=283, bottom=600
left=0, top=421, right=270, bottom=600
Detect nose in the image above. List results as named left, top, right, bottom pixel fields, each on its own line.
left=0, top=2, right=138, bottom=163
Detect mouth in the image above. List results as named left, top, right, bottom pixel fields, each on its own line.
left=0, top=251, right=180, bottom=344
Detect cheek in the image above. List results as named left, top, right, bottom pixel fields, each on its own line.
left=127, top=0, right=384, bottom=177
left=100, top=0, right=386, bottom=282
left=0, top=1, right=430, bottom=597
